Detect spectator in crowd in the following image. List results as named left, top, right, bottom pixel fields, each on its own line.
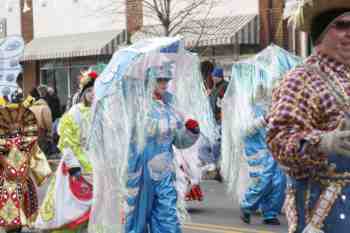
left=29, top=86, right=53, bottom=157
left=47, top=86, right=62, bottom=122
left=207, top=67, right=229, bottom=182
left=208, top=67, right=229, bottom=124
left=45, top=87, right=62, bottom=156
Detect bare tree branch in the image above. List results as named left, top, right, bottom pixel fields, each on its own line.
left=168, top=0, right=215, bottom=38
left=95, top=0, right=224, bottom=42
left=170, top=0, right=208, bottom=22
left=192, top=0, right=222, bottom=48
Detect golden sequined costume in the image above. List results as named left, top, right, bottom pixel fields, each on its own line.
left=0, top=103, right=52, bottom=229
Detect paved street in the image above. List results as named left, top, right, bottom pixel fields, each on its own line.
left=183, top=181, right=287, bottom=233
left=31, top=176, right=288, bottom=233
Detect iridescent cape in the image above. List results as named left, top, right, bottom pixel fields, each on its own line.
left=221, top=44, right=302, bottom=202
left=87, top=37, right=216, bottom=233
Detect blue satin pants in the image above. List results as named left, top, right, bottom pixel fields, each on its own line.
left=241, top=163, right=286, bottom=220
left=126, top=171, right=181, bottom=233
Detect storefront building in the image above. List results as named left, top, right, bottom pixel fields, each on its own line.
left=22, top=29, right=126, bottom=109
left=1, top=0, right=127, bottom=109
left=0, top=0, right=290, bottom=105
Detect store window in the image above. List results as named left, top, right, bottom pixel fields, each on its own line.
left=41, top=68, right=70, bottom=110
left=40, top=57, right=109, bottom=110
left=40, top=63, right=90, bottom=110
left=70, top=66, right=88, bottom=95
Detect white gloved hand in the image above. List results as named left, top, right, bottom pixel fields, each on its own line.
left=318, top=120, right=350, bottom=157
left=340, top=116, right=350, bottom=130
left=62, top=148, right=81, bottom=168
left=245, top=116, right=267, bottom=136
left=302, top=223, right=324, bottom=233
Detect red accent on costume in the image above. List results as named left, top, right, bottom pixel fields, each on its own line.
left=185, top=185, right=203, bottom=201
left=88, top=71, right=98, bottom=79
left=66, top=209, right=91, bottom=230
left=153, top=91, right=162, bottom=100
left=62, top=162, right=69, bottom=176
left=69, top=175, right=93, bottom=201
left=185, top=119, right=199, bottom=130
left=219, top=88, right=226, bottom=98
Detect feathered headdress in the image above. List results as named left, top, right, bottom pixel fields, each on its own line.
left=80, top=70, right=98, bottom=90
left=79, top=69, right=99, bottom=100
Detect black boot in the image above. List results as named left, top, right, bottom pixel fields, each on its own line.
left=214, top=169, right=223, bottom=183
left=263, top=218, right=281, bottom=225
left=240, top=208, right=251, bottom=224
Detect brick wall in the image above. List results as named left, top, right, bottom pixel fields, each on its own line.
left=20, top=0, right=34, bottom=43
left=126, top=0, right=143, bottom=42
left=20, top=0, right=37, bottom=95
left=259, top=0, right=288, bottom=49
left=259, top=0, right=270, bottom=49
left=22, top=62, right=38, bottom=96
left=271, top=0, right=286, bottom=48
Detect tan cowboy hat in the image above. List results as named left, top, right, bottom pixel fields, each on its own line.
left=291, top=0, right=350, bottom=32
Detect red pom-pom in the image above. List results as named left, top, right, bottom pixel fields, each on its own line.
left=88, top=71, right=98, bottom=79
left=185, top=185, right=203, bottom=201
left=185, top=119, right=199, bottom=130
left=153, top=91, right=162, bottom=100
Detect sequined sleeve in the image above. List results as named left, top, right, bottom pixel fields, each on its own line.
left=58, top=113, right=92, bottom=173
left=30, top=144, right=52, bottom=186
left=267, top=69, right=328, bottom=178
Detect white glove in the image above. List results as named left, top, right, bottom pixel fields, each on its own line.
left=62, top=148, right=81, bottom=168
left=302, top=223, right=324, bottom=233
left=245, top=116, right=267, bottom=136
left=318, top=121, right=350, bottom=157
left=340, top=117, right=350, bottom=130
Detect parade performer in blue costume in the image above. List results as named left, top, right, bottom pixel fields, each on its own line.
left=125, top=66, right=200, bottom=233
left=87, top=37, right=217, bottom=233
left=221, top=45, right=301, bottom=226
left=240, top=85, right=286, bottom=225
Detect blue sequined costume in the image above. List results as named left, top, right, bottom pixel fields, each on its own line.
left=241, top=104, right=286, bottom=220
left=126, top=92, right=199, bottom=233
left=288, top=155, right=350, bottom=233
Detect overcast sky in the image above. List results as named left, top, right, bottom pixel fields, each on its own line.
left=143, top=0, right=259, bottom=25
left=210, top=0, right=258, bottom=16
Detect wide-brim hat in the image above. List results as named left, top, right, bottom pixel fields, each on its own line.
left=293, top=0, right=350, bottom=32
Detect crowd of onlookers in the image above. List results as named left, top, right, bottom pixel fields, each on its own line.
left=28, top=85, right=62, bottom=158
